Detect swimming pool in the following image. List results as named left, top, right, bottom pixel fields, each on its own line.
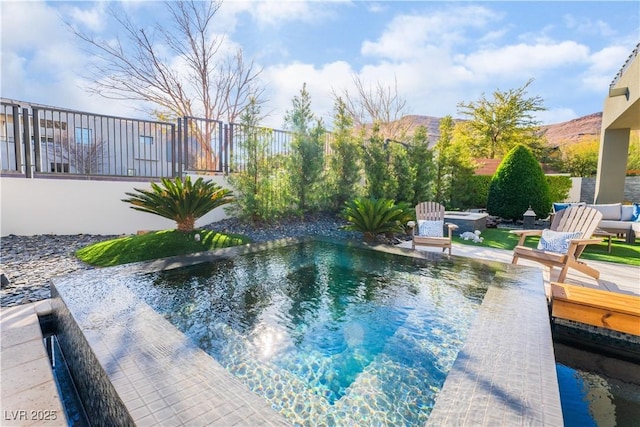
left=125, top=240, right=492, bottom=425
left=555, top=342, right=640, bottom=426
left=50, top=237, right=562, bottom=426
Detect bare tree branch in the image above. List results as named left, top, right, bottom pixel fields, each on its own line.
left=332, top=75, right=413, bottom=140
left=66, top=0, right=267, bottom=170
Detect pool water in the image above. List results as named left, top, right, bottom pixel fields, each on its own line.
left=555, top=343, right=640, bottom=426
left=127, top=241, right=498, bottom=425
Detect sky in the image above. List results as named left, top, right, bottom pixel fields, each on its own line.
left=1, top=0, right=639, bottom=130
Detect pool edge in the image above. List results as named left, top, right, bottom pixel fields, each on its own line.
left=51, top=237, right=563, bottom=426
left=426, top=267, right=564, bottom=426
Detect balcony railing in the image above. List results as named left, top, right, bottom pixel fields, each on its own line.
left=0, top=99, right=334, bottom=180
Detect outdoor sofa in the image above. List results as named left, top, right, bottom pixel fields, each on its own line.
left=553, top=202, right=640, bottom=244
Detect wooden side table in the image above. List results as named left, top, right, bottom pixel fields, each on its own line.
left=593, top=228, right=614, bottom=253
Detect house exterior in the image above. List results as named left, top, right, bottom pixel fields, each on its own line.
left=1, top=100, right=177, bottom=178
left=595, top=43, right=640, bottom=203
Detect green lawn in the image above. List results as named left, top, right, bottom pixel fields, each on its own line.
left=76, top=229, right=251, bottom=267
left=454, top=228, right=640, bottom=266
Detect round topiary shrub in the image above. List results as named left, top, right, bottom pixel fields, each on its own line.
left=487, top=144, right=551, bottom=221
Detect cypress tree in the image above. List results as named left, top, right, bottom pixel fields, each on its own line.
left=487, top=144, right=551, bottom=221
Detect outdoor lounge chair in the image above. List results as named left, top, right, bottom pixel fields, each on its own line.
left=511, top=205, right=603, bottom=282
left=407, top=202, right=458, bottom=255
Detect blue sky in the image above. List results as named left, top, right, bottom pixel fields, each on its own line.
left=1, top=1, right=638, bottom=129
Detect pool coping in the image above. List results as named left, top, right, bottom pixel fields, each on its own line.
left=0, top=301, right=69, bottom=427
left=50, top=237, right=562, bottom=426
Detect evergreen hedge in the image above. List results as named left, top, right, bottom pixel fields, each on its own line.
left=546, top=175, right=573, bottom=202
left=487, top=144, right=551, bottom=220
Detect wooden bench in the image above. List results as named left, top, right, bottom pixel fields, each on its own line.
left=551, top=282, right=640, bottom=336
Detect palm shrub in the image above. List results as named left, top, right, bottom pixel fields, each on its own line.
left=341, top=198, right=409, bottom=242
left=122, top=176, right=234, bottom=232
left=487, top=144, right=551, bottom=220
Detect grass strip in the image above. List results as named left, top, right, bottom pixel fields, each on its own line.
left=76, top=229, right=251, bottom=267
left=454, top=228, right=640, bottom=266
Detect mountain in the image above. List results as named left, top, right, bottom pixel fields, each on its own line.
left=400, top=112, right=604, bottom=147
left=540, top=112, right=602, bottom=147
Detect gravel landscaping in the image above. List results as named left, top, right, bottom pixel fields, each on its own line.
left=1, top=213, right=364, bottom=307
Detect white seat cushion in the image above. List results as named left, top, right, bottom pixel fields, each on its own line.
left=621, top=205, right=635, bottom=221
left=588, top=203, right=622, bottom=220
left=598, top=220, right=632, bottom=232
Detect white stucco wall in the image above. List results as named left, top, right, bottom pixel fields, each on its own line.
left=0, top=174, right=231, bottom=236
left=567, top=177, right=582, bottom=202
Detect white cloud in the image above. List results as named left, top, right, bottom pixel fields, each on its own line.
left=0, top=52, right=28, bottom=100
left=460, top=41, right=590, bottom=78
left=477, top=28, right=509, bottom=46
left=222, top=0, right=344, bottom=29
left=0, top=1, right=70, bottom=51
left=366, top=2, right=387, bottom=14
left=262, top=60, right=354, bottom=128
left=580, top=45, right=635, bottom=91
left=66, top=2, right=108, bottom=33
left=536, top=108, right=579, bottom=126
left=361, top=5, right=499, bottom=61
left=563, top=14, right=616, bottom=38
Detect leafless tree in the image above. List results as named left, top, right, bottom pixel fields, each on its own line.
left=332, top=75, right=414, bottom=141
left=68, top=139, right=109, bottom=174
left=47, top=137, right=108, bottom=175
left=68, top=0, right=266, bottom=170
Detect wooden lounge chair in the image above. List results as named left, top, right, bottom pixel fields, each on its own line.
left=511, top=205, right=603, bottom=282
left=407, top=202, right=458, bottom=255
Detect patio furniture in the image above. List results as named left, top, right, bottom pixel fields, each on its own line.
left=510, top=205, right=603, bottom=282
left=407, top=202, right=458, bottom=255
left=593, top=228, right=615, bottom=253
left=551, top=282, right=640, bottom=336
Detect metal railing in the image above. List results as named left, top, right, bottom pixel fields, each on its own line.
left=227, top=123, right=292, bottom=173
left=1, top=101, right=177, bottom=178
left=609, top=42, right=640, bottom=89
left=0, top=100, right=335, bottom=180
left=181, top=116, right=225, bottom=174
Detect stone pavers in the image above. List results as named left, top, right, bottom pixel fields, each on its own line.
left=426, top=269, right=563, bottom=426
left=0, top=301, right=67, bottom=426
left=397, top=241, right=640, bottom=297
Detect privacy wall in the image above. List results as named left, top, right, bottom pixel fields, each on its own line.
left=1, top=174, right=230, bottom=236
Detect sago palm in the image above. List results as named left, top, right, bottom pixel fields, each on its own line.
left=341, top=198, right=408, bottom=242
left=122, top=176, right=234, bottom=232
